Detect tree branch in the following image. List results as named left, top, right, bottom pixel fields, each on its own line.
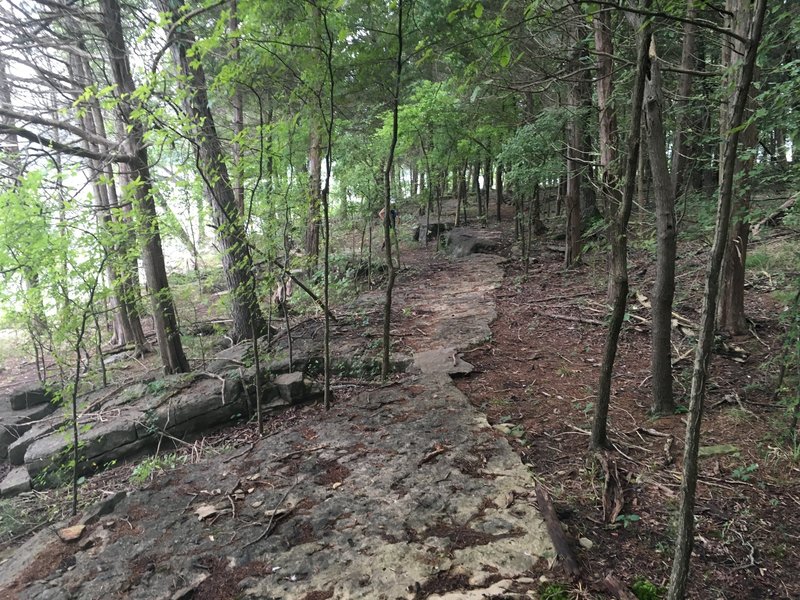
left=0, top=123, right=134, bottom=163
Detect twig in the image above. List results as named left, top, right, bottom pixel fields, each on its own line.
left=528, top=290, right=594, bottom=303
left=223, top=442, right=256, bottom=463
left=271, top=444, right=327, bottom=463
left=417, top=445, right=449, bottom=467
left=460, top=344, right=492, bottom=354
left=199, top=372, right=227, bottom=405
left=531, top=308, right=605, bottom=326
left=567, top=424, right=591, bottom=435
left=611, top=442, right=642, bottom=466
left=635, top=427, right=671, bottom=438
left=183, top=493, right=199, bottom=513
left=227, top=494, right=237, bottom=520
left=243, top=480, right=298, bottom=549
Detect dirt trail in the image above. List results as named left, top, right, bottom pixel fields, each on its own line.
left=0, top=230, right=555, bottom=599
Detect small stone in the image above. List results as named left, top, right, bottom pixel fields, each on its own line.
left=57, top=524, right=86, bottom=542
left=579, top=537, right=593, bottom=549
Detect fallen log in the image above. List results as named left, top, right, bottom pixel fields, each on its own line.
left=751, top=195, right=796, bottom=238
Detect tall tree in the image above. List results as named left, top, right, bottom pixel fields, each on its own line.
left=100, top=0, right=189, bottom=373
left=381, top=0, right=404, bottom=381
left=564, top=8, right=587, bottom=268
left=158, top=0, right=268, bottom=343
left=670, top=0, right=698, bottom=198
left=591, top=2, right=652, bottom=450
left=644, top=36, right=677, bottom=415
left=667, top=1, right=767, bottom=596
left=717, top=0, right=759, bottom=335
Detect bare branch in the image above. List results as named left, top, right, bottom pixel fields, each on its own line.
left=0, top=123, right=134, bottom=163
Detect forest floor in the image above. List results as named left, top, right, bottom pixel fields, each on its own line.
left=448, top=210, right=800, bottom=599
left=0, top=201, right=798, bottom=599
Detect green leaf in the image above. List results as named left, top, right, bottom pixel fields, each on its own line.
left=498, top=45, right=511, bottom=68
left=474, top=3, right=484, bottom=18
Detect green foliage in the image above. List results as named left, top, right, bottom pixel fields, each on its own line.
left=615, top=513, right=641, bottom=528
left=731, top=463, right=759, bottom=482
left=631, top=578, right=665, bottom=600
left=130, top=452, right=187, bottom=484
left=540, top=583, right=569, bottom=600
left=498, top=109, right=568, bottom=192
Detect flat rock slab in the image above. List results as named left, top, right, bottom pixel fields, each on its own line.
left=446, top=229, right=499, bottom=258
left=410, top=347, right=474, bottom=376
left=1, top=374, right=553, bottom=599
left=0, top=402, right=59, bottom=460
left=2, top=383, right=53, bottom=411
left=0, top=243, right=556, bottom=599
left=0, top=466, right=30, bottom=497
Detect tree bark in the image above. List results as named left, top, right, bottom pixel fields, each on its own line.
left=564, top=9, right=586, bottom=268
left=671, top=0, right=697, bottom=198
left=100, top=0, right=189, bottom=374
left=495, top=163, right=503, bottom=222
left=159, top=0, right=268, bottom=343
left=667, top=2, right=766, bottom=596
left=306, top=120, right=322, bottom=265
left=644, top=38, right=677, bottom=415
left=381, top=0, right=403, bottom=381
left=230, top=0, right=245, bottom=217
left=717, top=0, right=758, bottom=335
left=591, top=4, right=651, bottom=451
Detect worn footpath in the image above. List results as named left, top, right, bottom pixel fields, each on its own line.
left=0, top=236, right=555, bottom=599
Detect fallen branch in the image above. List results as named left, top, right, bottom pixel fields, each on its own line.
left=243, top=480, right=298, bottom=549
left=271, top=261, right=337, bottom=322
left=535, top=483, right=581, bottom=579
left=528, top=290, right=594, bottom=303
left=417, top=444, right=449, bottom=467
left=531, top=308, right=604, bottom=326
left=751, top=195, right=796, bottom=238
left=199, top=372, right=226, bottom=405
left=222, top=442, right=256, bottom=464
left=270, top=444, right=328, bottom=463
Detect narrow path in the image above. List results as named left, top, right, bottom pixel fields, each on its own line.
left=1, top=229, right=555, bottom=600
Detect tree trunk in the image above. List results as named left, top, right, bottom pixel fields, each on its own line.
left=159, top=0, right=268, bottom=342
left=100, top=0, right=188, bottom=374
left=564, top=11, right=586, bottom=267
left=306, top=121, right=322, bottom=265
left=495, top=163, right=503, bottom=222
left=70, top=50, right=149, bottom=355
left=230, top=0, right=245, bottom=217
left=671, top=0, right=697, bottom=198
left=381, top=0, right=403, bottom=381
left=473, top=162, right=482, bottom=218
left=591, top=6, right=652, bottom=450
left=667, top=2, right=766, bottom=597
left=644, top=38, right=677, bottom=415
left=484, top=157, right=492, bottom=223
left=717, top=0, right=758, bottom=336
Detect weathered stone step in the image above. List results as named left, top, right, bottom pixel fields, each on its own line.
left=0, top=466, right=31, bottom=497
left=0, top=400, right=59, bottom=460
